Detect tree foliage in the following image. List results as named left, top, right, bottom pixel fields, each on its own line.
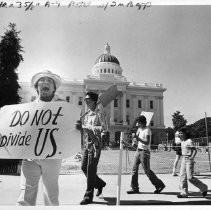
left=187, top=117, right=211, bottom=138
left=0, top=23, right=24, bottom=107
left=169, top=111, right=211, bottom=139
left=0, top=23, right=24, bottom=172
left=165, top=127, right=175, bottom=140
left=172, top=111, right=187, bottom=131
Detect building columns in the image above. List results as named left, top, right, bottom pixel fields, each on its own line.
left=156, top=96, right=160, bottom=126
left=110, top=100, right=115, bottom=125
left=144, top=96, right=148, bottom=111
left=72, top=92, right=77, bottom=106
left=159, top=96, right=164, bottom=126
left=132, top=95, right=136, bottom=120
left=122, top=91, right=127, bottom=125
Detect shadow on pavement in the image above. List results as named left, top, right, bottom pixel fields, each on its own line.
left=194, top=174, right=211, bottom=179
left=103, top=197, right=116, bottom=205
left=103, top=195, right=211, bottom=205
left=120, top=200, right=211, bottom=205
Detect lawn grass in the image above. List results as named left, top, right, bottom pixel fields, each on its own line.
left=60, top=148, right=211, bottom=175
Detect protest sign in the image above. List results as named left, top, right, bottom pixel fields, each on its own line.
left=0, top=101, right=81, bottom=159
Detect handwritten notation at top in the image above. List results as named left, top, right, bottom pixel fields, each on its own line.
left=0, top=1, right=152, bottom=11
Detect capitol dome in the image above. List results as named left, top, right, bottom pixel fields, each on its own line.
left=91, top=43, right=125, bottom=81
left=95, top=44, right=120, bottom=65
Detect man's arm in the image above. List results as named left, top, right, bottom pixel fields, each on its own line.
left=189, top=139, right=197, bottom=160
left=134, top=134, right=150, bottom=145
left=189, top=147, right=197, bottom=160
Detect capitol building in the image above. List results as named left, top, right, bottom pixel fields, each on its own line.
left=19, top=44, right=167, bottom=146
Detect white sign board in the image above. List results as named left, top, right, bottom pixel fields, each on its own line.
left=0, top=102, right=81, bottom=159
left=140, top=111, right=154, bottom=126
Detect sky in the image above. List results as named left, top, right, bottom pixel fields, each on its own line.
left=0, top=2, right=211, bottom=128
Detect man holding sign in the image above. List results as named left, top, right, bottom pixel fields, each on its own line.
left=16, top=70, right=64, bottom=206
left=80, top=92, right=107, bottom=205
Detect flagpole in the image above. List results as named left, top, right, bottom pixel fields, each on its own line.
left=205, top=112, right=211, bottom=171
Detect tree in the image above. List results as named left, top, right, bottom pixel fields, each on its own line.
left=165, top=127, right=175, bottom=141
left=172, top=111, right=187, bottom=131
left=0, top=23, right=24, bottom=108
left=187, top=117, right=211, bottom=138
left=0, top=23, right=24, bottom=174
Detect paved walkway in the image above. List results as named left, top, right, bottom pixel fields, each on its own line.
left=0, top=173, right=211, bottom=206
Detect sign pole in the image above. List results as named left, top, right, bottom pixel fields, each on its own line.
left=116, top=132, right=124, bottom=205
left=205, top=112, right=211, bottom=171
left=126, top=146, right=128, bottom=172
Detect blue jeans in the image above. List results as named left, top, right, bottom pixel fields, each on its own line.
left=131, top=149, right=164, bottom=191
left=81, top=148, right=106, bottom=200
left=179, top=156, right=207, bottom=195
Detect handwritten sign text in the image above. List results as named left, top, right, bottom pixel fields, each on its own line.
left=0, top=102, right=81, bottom=159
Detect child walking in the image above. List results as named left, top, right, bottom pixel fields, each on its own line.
left=177, top=127, right=208, bottom=198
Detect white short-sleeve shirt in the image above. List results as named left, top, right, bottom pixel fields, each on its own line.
left=181, top=139, right=194, bottom=156
left=137, top=127, right=151, bottom=150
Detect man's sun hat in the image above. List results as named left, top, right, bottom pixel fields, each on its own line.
left=31, top=70, right=62, bottom=90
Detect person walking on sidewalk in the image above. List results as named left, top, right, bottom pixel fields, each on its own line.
left=127, top=115, right=165, bottom=194
left=80, top=92, right=107, bottom=205
left=177, top=127, right=208, bottom=198
left=172, top=131, right=182, bottom=176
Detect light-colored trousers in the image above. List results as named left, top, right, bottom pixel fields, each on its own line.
left=179, top=156, right=207, bottom=195
left=17, top=159, right=62, bottom=206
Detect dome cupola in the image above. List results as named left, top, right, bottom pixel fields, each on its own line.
left=95, top=43, right=120, bottom=65
left=91, top=43, right=125, bottom=81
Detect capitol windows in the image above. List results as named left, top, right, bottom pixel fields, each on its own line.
left=150, top=100, right=154, bottom=109
left=104, top=69, right=106, bottom=73
left=100, top=69, right=102, bottom=73
left=78, top=97, right=83, bottom=105
left=108, top=69, right=110, bottom=73
left=114, top=98, right=118, bottom=107
left=66, top=96, right=70, bottom=102
left=138, top=100, right=142, bottom=108
left=112, top=69, right=114, bottom=73
left=126, top=99, right=130, bottom=108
